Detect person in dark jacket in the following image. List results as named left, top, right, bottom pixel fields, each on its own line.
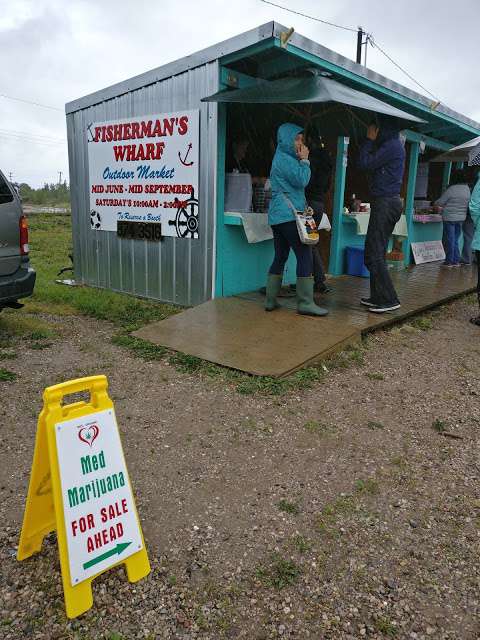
left=358, top=119, right=405, bottom=313
left=305, top=131, right=333, bottom=293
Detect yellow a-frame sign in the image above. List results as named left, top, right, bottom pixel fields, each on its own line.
left=18, top=375, right=150, bottom=619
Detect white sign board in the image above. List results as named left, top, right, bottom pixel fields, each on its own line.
left=411, top=240, right=446, bottom=265
left=87, top=111, right=199, bottom=238
left=55, top=409, right=143, bottom=585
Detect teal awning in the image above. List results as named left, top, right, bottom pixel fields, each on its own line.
left=202, top=74, right=426, bottom=124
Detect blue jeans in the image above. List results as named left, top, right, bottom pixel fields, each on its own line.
left=269, top=221, right=313, bottom=277
left=443, top=221, right=461, bottom=264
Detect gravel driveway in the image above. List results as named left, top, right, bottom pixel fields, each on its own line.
left=1, top=294, right=479, bottom=640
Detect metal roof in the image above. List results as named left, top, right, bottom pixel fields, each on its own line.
left=65, top=21, right=480, bottom=135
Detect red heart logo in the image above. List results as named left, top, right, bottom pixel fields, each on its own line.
left=78, top=423, right=99, bottom=447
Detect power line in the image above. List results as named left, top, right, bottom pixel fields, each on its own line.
left=368, top=37, right=441, bottom=102
left=260, top=0, right=358, bottom=32
left=0, top=127, right=66, bottom=143
left=0, top=93, right=63, bottom=112
left=260, top=0, right=441, bottom=105
left=0, top=133, right=65, bottom=148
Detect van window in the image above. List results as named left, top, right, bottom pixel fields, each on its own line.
left=0, top=174, right=14, bottom=205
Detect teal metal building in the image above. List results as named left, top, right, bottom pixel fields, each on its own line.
left=67, top=22, right=480, bottom=306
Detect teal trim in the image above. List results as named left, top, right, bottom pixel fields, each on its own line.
left=220, top=39, right=276, bottom=65
left=328, top=136, right=349, bottom=275
left=403, top=141, right=420, bottom=266
left=455, top=161, right=465, bottom=169
left=273, top=41, right=480, bottom=138
left=220, top=67, right=258, bottom=89
left=403, top=129, right=452, bottom=151
left=214, top=103, right=227, bottom=297
left=442, top=162, right=452, bottom=191
left=224, top=214, right=243, bottom=226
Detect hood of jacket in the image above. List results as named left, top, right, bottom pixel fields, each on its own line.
left=277, top=123, right=303, bottom=158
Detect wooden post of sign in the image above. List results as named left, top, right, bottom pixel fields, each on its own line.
left=18, top=375, right=150, bottom=619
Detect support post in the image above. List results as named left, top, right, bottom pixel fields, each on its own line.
left=403, top=141, right=420, bottom=267
left=214, top=102, right=227, bottom=298
left=328, top=136, right=349, bottom=275
left=442, top=162, right=452, bottom=192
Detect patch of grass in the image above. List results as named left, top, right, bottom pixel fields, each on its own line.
left=255, top=554, right=301, bottom=589
left=354, top=478, right=379, bottom=494
left=367, top=420, right=385, bottom=430
left=375, top=617, right=398, bottom=637
left=169, top=352, right=205, bottom=373
left=167, top=574, right=177, bottom=586
left=112, top=334, right=166, bottom=361
left=365, top=372, right=385, bottom=381
left=0, top=351, right=17, bottom=360
left=304, top=420, right=337, bottom=435
left=326, top=342, right=368, bottom=370
left=27, top=214, right=178, bottom=330
left=292, top=535, right=311, bottom=554
left=0, top=313, right=55, bottom=340
left=432, top=418, right=447, bottom=433
left=30, top=341, right=52, bottom=350
left=410, top=315, right=433, bottom=331
left=277, top=499, right=300, bottom=515
left=0, top=368, right=17, bottom=382
left=106, top=633, right=125, bottom=640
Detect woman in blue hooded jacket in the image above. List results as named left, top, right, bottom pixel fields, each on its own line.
left=265, top=123, right=328, bottom=316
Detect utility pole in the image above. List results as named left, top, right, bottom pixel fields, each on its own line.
left=8, top=171, right=13, bottom=182
left=58, top=171, right=62, bottom=185
left=356, top=27, right=364, bottom=64
left=356, top=27, right=370, bottom=66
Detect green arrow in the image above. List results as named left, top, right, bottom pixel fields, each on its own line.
left=83, top=541, right=132, bottom=570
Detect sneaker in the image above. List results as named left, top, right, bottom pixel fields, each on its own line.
left=442, top=262, right=453, bottom=268
left=368, top=302, right=401, bottom=313
left=360, top=297, right=376, bottom=307
left=452, top=262, right=461, bottom=267
left=460, top=260, right=472, bottom=266
left=315, top=283, right=333, bottom=294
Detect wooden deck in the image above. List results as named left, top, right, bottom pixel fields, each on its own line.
left=134, top=263, right=477, bottom=377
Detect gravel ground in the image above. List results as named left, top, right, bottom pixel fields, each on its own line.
left=1, top=295, right=480, bottom=640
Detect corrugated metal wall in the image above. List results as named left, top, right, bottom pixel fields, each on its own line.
left=66, top=61, right=219, bottom=306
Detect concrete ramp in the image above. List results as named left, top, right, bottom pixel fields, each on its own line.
left=133, top=264, right=477, bottom=377
left=134, top=297, right=359, bottom=377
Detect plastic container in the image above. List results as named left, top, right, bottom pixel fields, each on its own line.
left=225, top=173, right=253, bottom=213
left=345, top=246, right=369, bottom=278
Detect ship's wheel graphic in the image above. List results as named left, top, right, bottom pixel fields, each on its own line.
left=169, top=190, right=199, bottom=238
left=90, top=209, right=101, bottom=230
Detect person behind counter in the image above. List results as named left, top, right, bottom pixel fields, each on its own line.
left=468, top=169, right=480, bottom=326
left=357, top=118, right=405, bottom=314
left=264, top=123, right=328, bottom=317
left=228, top=138, right=250, bottom=173
left=305, top=130, right=333, bottom=294
left=435, top=170, right=470, bottom=267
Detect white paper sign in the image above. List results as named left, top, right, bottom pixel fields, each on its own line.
left=87, top=111, right=199, bottom=238
left=411, top=240, right=446, bottom=264
left=55, top=409, right=143, bottom=585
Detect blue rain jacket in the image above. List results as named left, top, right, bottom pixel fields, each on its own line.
left=268, top=123, right=311, bottom=226
left=469, top=175, right=480, bottom=252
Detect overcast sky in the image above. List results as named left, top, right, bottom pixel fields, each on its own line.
left=1, top=0, right=479, bottom=187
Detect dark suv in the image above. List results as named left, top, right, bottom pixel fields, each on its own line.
left=0, top=171, right=35, bottom=310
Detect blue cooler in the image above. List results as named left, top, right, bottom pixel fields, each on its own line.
left=346, top=246, right=369, bottom=278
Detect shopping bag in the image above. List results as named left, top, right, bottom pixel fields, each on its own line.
left=282, top=195, right=319, bottom=245
left=295, top=207, right=320, bottom=245
left=318, top=212, right=331, bottom=232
